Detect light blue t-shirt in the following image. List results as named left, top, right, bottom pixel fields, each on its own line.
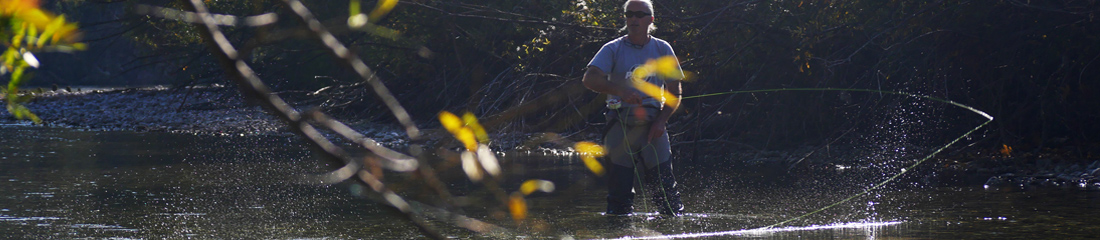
left=587, top=35, right=683, bottom=109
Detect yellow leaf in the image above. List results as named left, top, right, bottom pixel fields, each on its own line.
left=456, top=127, right=477, bottom=151
left=630, top=63, right=653, bottom=82
left=680, top=70, right=697, bottom=82
left=368, top=0, right=399, bottom=23
left=441, top=111, right=478, bottom=151
left=581, top=156, right=604, bottom=176
left=574, top=141, right=606, bottom=176
left=509, top=192, right=527, bottom=220
left=438, top=111, right=463, bottom=134
left=631, top=56, right=683, bottom=87
left=519, top=179, right=555, bottom=196
left=632, top=80, right=680, bottom=108
left=652, top=56, right=683, bottom=80
left=15, top=7, right=52, bottom=31
left=462, top=112, right=489, bottom=143
left=1, top=1, right=80, bottom=45
left=574, top=141, right=606, bottom=157
left=0, top=0, right=41, bottom=15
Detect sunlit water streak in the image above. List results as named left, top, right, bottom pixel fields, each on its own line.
left=5, top=124, right=1100, bottom=238
left=0, top=214, right=64, bottom=222
left=604, top=221, right=903, bottom=239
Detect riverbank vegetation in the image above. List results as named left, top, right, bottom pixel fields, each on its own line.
left=3, top=0, right=1099, bottom=238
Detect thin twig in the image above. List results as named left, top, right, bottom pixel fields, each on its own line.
left=135, top=4, right=279, bottom=27
left=282, top=0, right=422, bottom=140
left=181, top=1, right=445, bottom=239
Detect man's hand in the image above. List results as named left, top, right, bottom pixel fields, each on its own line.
left=619, top=89, right=643, bottom=105
left=608, top=72, right=642, bottom=105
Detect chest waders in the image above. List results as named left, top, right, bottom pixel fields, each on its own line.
left=603, top=106, right=684, bottom=216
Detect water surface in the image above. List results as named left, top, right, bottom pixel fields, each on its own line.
left=2, top=125, right=1099, bottom=239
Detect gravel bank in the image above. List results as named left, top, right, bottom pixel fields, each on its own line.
left=1, top=86, right=284, bottom=134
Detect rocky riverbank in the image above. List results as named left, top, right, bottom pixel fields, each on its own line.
left=1, top=86, right=285, bottom=134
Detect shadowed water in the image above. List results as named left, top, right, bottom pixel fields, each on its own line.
left=2, top=125, right=1099, bottom=239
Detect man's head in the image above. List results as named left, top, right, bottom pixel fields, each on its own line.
left=623, top=0, right=656, bottom=34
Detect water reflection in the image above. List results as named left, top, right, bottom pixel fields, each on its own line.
left=2, top=126, right=1100, bottom=239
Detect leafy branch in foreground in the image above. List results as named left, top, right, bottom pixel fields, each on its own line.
left=174, top=0, right=466, bottom=238
left=0, top=0, right=85, bottom=123
left=167, top=0, right=615, bottom=238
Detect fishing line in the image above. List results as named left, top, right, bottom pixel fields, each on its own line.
left=609, top=106, right=678, bottom=215
left=678, top=87, right=993, bottom=230
left=612, top=111, right=655, bottom=214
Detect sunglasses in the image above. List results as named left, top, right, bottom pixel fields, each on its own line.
left=624, top=10, right=651, bottom=18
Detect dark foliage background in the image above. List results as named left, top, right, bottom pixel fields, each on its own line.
left=32, top=0, right=1100, bottom=156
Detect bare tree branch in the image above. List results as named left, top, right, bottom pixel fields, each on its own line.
left=135, top=4, right=279, bottom=27
left=282, top=0, right=422, bottom=140
left=180, top=0, right=445, bottom=239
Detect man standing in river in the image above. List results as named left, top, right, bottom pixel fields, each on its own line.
left=582, top=0, right=684, bottom=216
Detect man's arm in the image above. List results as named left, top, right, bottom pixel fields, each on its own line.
left=582, top=66, right=641, bottom=104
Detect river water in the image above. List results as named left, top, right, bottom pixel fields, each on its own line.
left=2, top=125, right=1099, bottom=239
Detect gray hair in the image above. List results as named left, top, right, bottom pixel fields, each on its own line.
left=621, top=0, right=657, bottom=33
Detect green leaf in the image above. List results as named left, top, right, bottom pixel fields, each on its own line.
left=2, top=47, right=17, bottom=69
left=9, top=63, right=28, bottom=89
left=68, top=42, right=87, bottom=51
left=12, top=22, right=26, bottom=48
left=350, top=0, right=361, bottom=17
left=38, top=15, right=68, bottom=47
left=6, top=102, right=41, bottom=124
left=25, top=23, right=38, bottom=47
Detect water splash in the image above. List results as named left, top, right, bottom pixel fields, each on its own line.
left=682, top=87, right=993, bottom=230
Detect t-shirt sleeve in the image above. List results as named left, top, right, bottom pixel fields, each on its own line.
left=587, top=43, right=615, bottom=73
